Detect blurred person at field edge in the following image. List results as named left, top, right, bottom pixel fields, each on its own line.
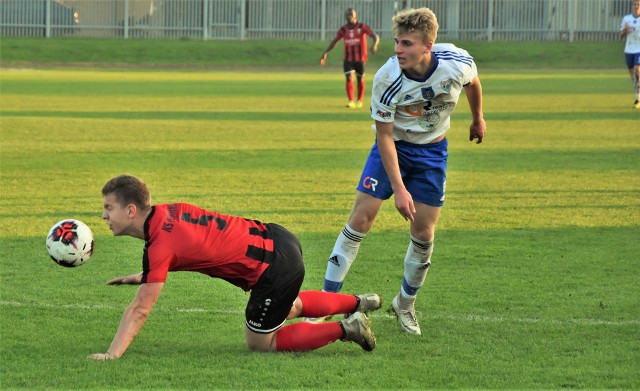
left=320, top=8, right=380, bottom=109
left=308, top=8, right=486, bottom=336
left=87, top=174, right=382, bottom=360
left=620, top=0, right=640, bottom=109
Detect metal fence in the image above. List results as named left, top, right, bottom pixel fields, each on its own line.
left=0, top=0, right=630, bottom=41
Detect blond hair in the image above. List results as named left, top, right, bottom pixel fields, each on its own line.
left=392, top=8, right=439, bottom=43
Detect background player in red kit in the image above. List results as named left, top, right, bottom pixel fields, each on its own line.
left=320, top=8, right=380, bottom=109
left=88, top=175, right=381, bottom=360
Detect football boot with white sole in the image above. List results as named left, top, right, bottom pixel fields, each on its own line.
left=391, top=295, right=422, bottom=335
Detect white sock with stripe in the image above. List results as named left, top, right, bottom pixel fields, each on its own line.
left=323, top=224, right=365, bottom=293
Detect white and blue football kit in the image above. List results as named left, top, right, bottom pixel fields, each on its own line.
left=621, top=12, right=640, bottom=67
left=357, top=43, right=478, bottom=207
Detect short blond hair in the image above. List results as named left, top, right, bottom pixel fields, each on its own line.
left=392, top=8, right=439, bottom=44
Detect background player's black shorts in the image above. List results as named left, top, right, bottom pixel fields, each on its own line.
left=343, top=60, right=365, bottom=76
left=245, top=224, right=305, bottom=333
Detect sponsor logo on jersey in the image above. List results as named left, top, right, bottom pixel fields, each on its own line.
left=421, top=87, right=435, bottom=100
left=362, top=176, right=378, bottom=191
left=403, top=94, right=414, bottom=101
left=440, top=79, right=453, bottom=94
left=161, top=204, right=179, bottom=233
left=419, top=112, right=440, bottom=129
left=376, top=110, right=392, bottom=119
left=404, top=104, right=422, bottom=116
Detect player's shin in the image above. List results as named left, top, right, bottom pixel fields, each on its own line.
left=275, top=322, right=343, bottom=351
left=357, top=79, right=365, bottom=101
left=398, top=236, right=433, bottom=305
left=298, top=291, right=358, bottom=317
left=323, top=224, right=365, bottom=292
left=346, top=80, right=355, bottom=102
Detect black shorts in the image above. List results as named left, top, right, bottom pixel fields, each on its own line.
left=343, top=60, right=365, bottom=77
left=245, top=224, right=305, bottom=333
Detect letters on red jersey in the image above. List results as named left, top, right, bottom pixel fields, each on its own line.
left=336, top=22, right=376, bottom=62
left=141, top=203, right=272, bottom=291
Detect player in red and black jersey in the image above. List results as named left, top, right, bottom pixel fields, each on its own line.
left=320, top=8, right=380, bottom=109
left=88, top=175, right=382, bottom=360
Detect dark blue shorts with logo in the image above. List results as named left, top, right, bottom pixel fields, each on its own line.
left=356, top=138, right=448, bottom=207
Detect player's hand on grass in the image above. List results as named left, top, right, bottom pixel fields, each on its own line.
left=107, top=272, right=142, bottom=285
left=88, top=352, right=116, bottom=361
left=469, top=118, right=486, bottom=144
left=394, top=188, right=416, bottom=222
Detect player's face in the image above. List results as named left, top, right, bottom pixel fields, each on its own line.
left=345, top=11, right=356, bottom=24
left=102, top=193, right=131, bottom=236
left=394, top=32, right=432, bottom=74
left=634, top=0, right=640, bottom=13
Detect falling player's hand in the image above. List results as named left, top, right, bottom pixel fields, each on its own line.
left=107, top=272, right=142, bottom=285
left=320, top=53, right=327, bottom=65
left=88, top=352, right=116, bottom=361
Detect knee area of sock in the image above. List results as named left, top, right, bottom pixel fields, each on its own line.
left=409, top=235, right=433, bottom=252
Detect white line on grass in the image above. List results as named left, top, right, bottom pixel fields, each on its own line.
left=2, top=300, right=637, bottom=327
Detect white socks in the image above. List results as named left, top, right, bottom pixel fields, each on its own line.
left=323, top=228, right=434, bottom=303
left=323, top=224, right=365, bottom=292
left=399, top=235, right=433, bottom=306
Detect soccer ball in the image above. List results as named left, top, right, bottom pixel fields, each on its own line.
left=46, top=219, right=94, bottom=267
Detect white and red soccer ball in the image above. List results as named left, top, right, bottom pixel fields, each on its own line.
left=46, top=219, right=94, bottom=267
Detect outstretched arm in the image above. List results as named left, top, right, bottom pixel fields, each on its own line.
left=463, top=77, right=486, bottom=144
left=320, top=37, right=340, bottom=65
left=88, top=282, right=164, bottom=360
left=107, top=272, right=143, bottom=285
left=370, top=34, right=380, bottom=54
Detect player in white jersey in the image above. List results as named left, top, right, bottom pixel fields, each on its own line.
left=620, top=0, right=640, bottom=109
left=310, top=8, right=485, bottom=335
left=371, top=43, right=477, bottom=145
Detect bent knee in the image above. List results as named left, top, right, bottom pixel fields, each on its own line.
left=246, top=342, right=271, bottom=352
left=245, top=330, right=278, bottom=352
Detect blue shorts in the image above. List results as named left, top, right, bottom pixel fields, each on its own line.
left=625, top=52, right=640, bottom=68
left=356, top=138, right=448, bottom=207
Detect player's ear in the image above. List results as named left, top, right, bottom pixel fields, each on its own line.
left=425, top=41, right=433, bottom=53
left=126, top=204, right=137, bottom=218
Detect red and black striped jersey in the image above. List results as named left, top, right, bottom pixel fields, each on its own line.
left=335, top=22, right=376, bottom=62
left=141, top=203, right=272, bottom=291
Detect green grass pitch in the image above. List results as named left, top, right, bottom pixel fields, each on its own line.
left=1, top=67, right=639, bottom=389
